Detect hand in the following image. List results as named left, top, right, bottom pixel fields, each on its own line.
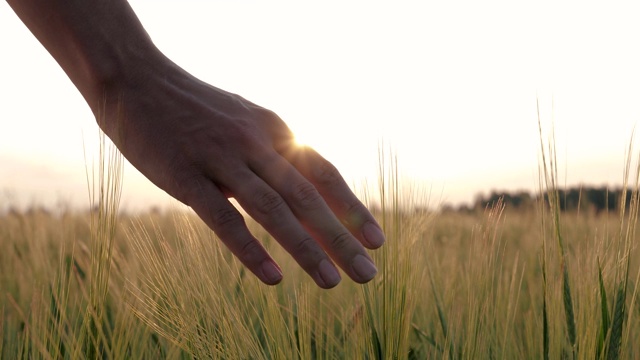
left=99, top=58, right=385, bottom=288
left=6, top=0, right=385, bottom=288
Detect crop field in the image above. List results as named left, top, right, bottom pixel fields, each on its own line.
left=2, top=142, right=640, bottom=359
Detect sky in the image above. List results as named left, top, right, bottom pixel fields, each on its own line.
left=2, top=0, right=640, bottom=212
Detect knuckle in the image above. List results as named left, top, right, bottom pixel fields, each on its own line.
left=171, top=172, right=206, bottom=205
left=294, top=236, right=318, bottom=255
left=255, top=108, right=294, bottom=148
left=254, top=190, right=287, bottom=216
left=314, top=159, right=342, bottom=185
left=292, top=182, right=323, bottom=209
left=210, top=207, right=244, bottom=229
left=344, top=202, right=368, bottom=227
left=260, top=108, right=283, bottom=122
left=238, top=240, right=263, bottom=263
left=329, top=232, right=353, bottom=252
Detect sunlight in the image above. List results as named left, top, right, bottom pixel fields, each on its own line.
left=293, top=132, right=312, bottom=148
left=290, top=122, right=328, bottom=150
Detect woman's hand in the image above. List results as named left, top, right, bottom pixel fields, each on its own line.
left=7, top=0, right=385, bottom=288
left=99, top=59, right=385, bottom=288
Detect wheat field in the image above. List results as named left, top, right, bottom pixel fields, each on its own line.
left=1, top=139, right=639, bottom=359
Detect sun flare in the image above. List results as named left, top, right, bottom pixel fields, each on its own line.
left=292, top=126, right=322, bottom=149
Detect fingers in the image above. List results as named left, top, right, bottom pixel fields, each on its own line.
left=285, top=146, right=386, bottom=249
left=246, top=151, right=379, bottom=284
left=180, top=176, right=283, bottom=285
left=179, top=135, right=383, bottom=287
left=217, top=167, right=344, bottom=288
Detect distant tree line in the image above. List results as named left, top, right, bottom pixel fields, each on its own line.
left=458, top=186, right=636, bottom=213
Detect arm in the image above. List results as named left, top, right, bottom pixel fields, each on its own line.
left=7, top=0, right=385, bottom=288
left=6, top=0, right=157, bottom=114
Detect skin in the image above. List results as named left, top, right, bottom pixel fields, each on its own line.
left=6, top=0, right=386, bottom=288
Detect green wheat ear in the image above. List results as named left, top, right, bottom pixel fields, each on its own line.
left=542, top=248, right=549, bottom=360
left=607, top=284, right=625, bottom=360
left=561, top=263, right=577, bottom=352
left=596, top=258, right=610, bottom=360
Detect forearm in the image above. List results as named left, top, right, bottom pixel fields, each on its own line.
left=6, top=0, right=163, bottom=113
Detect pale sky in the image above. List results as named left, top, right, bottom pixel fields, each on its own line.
left=2, top=0, right=640, bottom=212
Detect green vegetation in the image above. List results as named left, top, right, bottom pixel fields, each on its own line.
left=464, top=186, right=636, bottom=214
left=2, top=138, right=640, bottom=359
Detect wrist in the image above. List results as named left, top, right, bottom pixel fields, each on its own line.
left=70, top=11, right=165, bottom=115
left=88, top=39, right=165, bottom=110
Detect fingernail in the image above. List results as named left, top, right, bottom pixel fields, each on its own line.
left=261, top=261, right=283, bottom=285
left=318, top=259, right=341, bottom=288
left=351, top=255, right=378, bottom=282
left=363, top=222, right=386, bottom=248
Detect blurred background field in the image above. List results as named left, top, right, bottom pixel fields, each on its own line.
left=2, top=148, right=639, bottom=358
